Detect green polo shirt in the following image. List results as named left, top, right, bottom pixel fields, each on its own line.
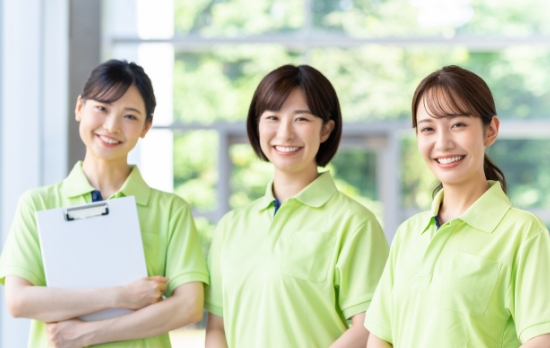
left=365, top=181, right=550, bottom=347
left=0, top=162, right=209, bottom=348
left=205, top=171, right=389, bottom=347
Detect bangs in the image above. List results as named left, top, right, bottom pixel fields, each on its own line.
left=421, top=85, right=476, bottom=119
left=83, top=80, right=131, bottom=104
left=254, top=77, right=299, bottom=118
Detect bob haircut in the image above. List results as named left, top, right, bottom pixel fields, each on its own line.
left=81, top=59, right=156, bottom=122
left=246, top=64, right=342, bottom=167
left=411, top=65, right=507, bottom=195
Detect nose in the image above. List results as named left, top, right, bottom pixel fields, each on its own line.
left=103, top=114, right=121, bottom=133
left=434, top=127, right=454, bottom=152
left=276, top=117, right=294, bottom=141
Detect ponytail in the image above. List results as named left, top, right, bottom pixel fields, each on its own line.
left=432, top=153, right=507, bottom=197
left=483, top=154, right=507, bottom=193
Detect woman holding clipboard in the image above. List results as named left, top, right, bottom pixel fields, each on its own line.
left=204, top=65, right=389, bottom=347
left=365, top=66, right=550, bottom=347
left=0, top=59, right=209, bottom=347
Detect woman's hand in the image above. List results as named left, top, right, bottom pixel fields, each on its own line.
left=46, top=319, right=91, bottom=348
left=116, top=276, right=169, bottom=310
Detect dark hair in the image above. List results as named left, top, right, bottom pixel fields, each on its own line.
left=411, top=65, right=507, bottom=195
left=81, top=59, right=156, bottom=122
left=246, top=64, right=342, bottom=167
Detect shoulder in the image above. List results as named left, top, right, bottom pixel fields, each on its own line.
left=393, top=210, right=433, bottom=243
left=18, top=181, right=65, bottom=211
left=148, top=188, right=191, bottom=213
left=217, top=199, right=259, bottom=227
left=327, top=191, right=380, bottom=226
left=500, top=206, right=548, bottom=239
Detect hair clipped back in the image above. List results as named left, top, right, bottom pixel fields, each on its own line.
left=246, top=64, right=342, bottom=167
left=411, top=65, right=507, bottom=195
left=82, top=59, right=156, bottom=122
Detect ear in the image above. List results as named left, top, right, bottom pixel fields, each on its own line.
left=484, top=116, right=499, bottom=147
left=320, top=120, right=335, bottom=143
left=140, top=120, right=153, bottom=138
left=75, top=96, right=84, bottom=122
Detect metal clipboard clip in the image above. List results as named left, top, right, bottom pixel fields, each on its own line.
left=65, top=202, right=109, bottom=221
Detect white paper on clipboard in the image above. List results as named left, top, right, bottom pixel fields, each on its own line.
left=35, top=196, right=148, bottom=321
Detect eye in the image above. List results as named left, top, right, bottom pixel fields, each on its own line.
left=420, top=127, right=433, bottom=132
left=264, top=115, right=278, bottom=121
left=295, top=117, right=310, bottom=122
left=124, top=114, right=138, bottom=121
left=96, top=105, right=107, bottom=112
left=452, top=122, right=466, bottom=128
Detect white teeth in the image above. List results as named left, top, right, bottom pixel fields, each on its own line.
left=438, top=156, right=464, bottom=164
left=99, top=136, right=120, bottom=144
left=275, top=146, right=300, bottom=153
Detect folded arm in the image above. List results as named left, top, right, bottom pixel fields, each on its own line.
left=46, top=281, right=204, bottom=347
left=4, top=275, right=168, bottom=323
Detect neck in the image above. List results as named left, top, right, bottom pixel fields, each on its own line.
left=81, top=152, right=131, bottom=199
left=272, top=165, right=319, bottom=202
left=438, top=174, right=490, bottom=224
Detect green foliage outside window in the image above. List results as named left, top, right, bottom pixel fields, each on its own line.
left=169, top=0, right=550, bottom=251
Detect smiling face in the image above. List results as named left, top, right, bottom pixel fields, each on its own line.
left=258, top=87, right=334, bottom=176
left=76, top=84, right=152, bottom=163
left=415, top=96, right=499, bottom=188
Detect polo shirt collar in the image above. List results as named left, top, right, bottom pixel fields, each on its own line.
left=422, top=180, right=511, bottom=234
left=257, top=171, right=338, bottom=211
left=460, top=181, right=511, bottom=233
left=61, top=161, right=151, bottom=206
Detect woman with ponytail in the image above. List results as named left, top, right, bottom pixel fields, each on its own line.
left=365, top=66, right=550, bottom=347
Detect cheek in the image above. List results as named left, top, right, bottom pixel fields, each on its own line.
left=258, top=123, right=274, bottom=144
left=416, top=138, right=431, bottom=160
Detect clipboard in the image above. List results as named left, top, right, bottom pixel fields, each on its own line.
left=35, top=196, right=148, bottom=321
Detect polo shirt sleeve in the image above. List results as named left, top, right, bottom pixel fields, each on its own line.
left=509, top=226, right=550, bottom=343
left=0, top=191, right=46, bottom=286
left=335, top=216, right=389, bottom=320
left=364, top=227, right=401, bottom=344
left=164, top=201, right=209, bottom=297
left=204, top=213, right=229, bottom=317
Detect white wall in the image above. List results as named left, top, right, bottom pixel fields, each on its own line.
left=0, top=0, right=69, bottom=346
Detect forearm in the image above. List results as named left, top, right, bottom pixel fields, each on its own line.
left=330, top=312, right=369, bottom=348
left=520, top=334, right=550, bottom=347
left=7, top=284, right=117, bottom=322
left=329, top=326, right=369, bottom=348
left=367, top=333, right=393, bottom=348
left=205, top=312, right=228, bottom=348
left=205, top=329, right=229, bottom=348
left=84, top=282, right=203, bottom=346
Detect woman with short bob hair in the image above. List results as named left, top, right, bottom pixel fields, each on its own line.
left=365, top=65, right=550, bottom=347
left=205, top=64, right=389, bottom=348
left=0, top=59, right=209, bottom=347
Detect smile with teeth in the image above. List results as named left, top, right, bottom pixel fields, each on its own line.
left=98, top=135, right=121, bottom=144
left=275, top=146, right=301, bottom=153
left=437, top=156, right=464, bottom=164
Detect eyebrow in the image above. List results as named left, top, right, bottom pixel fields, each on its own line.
left=124, top=107, right=142, bottom=115
left=417, top=115, right=468, bottom=124
left=294, top=109, right=312, bottom=114
left=417, top=118, right=433, bottom=124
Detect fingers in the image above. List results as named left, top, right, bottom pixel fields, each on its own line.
left=148, top=275, right=169, bottom=283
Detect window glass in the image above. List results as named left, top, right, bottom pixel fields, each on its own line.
left=312, top=0, right=550, bottom=38
left=174, top=0, right=305, bottom=36
left=173, top=47, right=301, bottom=124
